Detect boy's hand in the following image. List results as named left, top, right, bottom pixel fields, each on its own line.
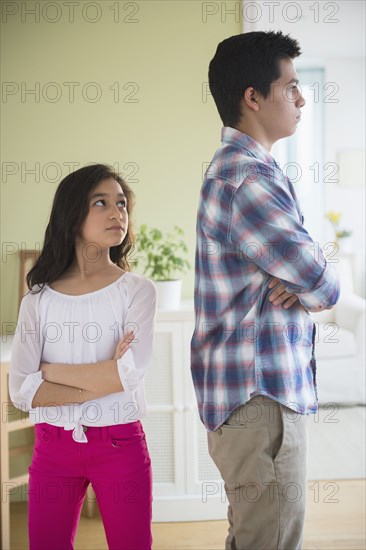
left=268, top=277, right=299, bottom=309
left=113, top=331, right=135, bottom=360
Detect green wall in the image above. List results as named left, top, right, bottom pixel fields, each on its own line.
left=1, top=1, right=242, bottom=328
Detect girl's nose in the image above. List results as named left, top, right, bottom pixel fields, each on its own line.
left=110, top=204, right=122, bottom=219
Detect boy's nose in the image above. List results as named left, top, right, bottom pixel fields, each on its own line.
left=298, top=94, right=306, bottom=108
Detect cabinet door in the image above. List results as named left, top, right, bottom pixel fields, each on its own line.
left=184, top=407, right=224, bottom=497
left=141, top=322, right=185, bottom=497
left=182, top=322, right=224, bottom=496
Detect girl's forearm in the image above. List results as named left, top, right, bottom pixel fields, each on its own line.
left=41, top=360, right=124, bottom=394
left=31, top=380, right=105, bottom=408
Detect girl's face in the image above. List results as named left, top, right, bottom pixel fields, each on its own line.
left=77, top=177, right=129, bottom=251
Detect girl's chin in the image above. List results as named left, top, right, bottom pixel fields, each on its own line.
left=109, top=237, right=125, bottom=247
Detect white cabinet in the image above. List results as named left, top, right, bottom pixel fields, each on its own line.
left=141, top=303, right=227, bottom=522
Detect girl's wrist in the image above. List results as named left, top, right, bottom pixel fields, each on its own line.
left=40, top=362, right=51, bottom=380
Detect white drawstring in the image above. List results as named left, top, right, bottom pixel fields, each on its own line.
left=64, top=419, right=88, bottom=443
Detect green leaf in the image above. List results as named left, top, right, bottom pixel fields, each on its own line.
left=136, top=224, right=191, bottom=280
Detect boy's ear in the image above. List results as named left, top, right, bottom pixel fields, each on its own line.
left=243, top=87, right=260, bottom=112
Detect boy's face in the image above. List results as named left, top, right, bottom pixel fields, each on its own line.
left=256, top=57, right=305, bottom=144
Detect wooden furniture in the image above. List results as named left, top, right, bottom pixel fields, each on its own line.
left=18, top=250, right=40, bottom=309
left=1, top=338, right=34, bottom=549
left=1, top=249, right=103, bottom=549
left=1, top=250, right=39, bottom=548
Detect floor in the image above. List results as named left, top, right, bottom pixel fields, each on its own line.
left=7, top=479, right=366, bottom=550
left=307, top=405, right=366, bottom=480
left=5, top=405, right=366, bottom=549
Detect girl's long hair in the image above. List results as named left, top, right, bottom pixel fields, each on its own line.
left=27, top=164, right=136, bottom=292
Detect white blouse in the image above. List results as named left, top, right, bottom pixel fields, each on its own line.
left=9, top=272, right=157, bottom=443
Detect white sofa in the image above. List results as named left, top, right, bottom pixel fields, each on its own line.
left=311, top=256, right=366, bottom=405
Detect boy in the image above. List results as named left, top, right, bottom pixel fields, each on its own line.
left=191, top=31, right=340, bottom=549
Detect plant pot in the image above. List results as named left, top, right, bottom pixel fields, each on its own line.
left=337, top=237, right=352, bottom=255
left=154, top=280, right=182, bottom=310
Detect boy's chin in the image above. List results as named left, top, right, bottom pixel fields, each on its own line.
left=284, top=126, right=297, bottom=138
left=275, top=129, right=296, bottom=142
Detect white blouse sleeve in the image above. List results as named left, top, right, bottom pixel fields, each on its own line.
left=9, top=289, right=45, bottom=411
left=117, top=276, right=157, bottom=393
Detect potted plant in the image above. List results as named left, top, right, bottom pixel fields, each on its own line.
left=134, top=224, right=191, bottom=310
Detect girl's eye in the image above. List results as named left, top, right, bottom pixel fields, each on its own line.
left=94, top=200, right=126, bottom=207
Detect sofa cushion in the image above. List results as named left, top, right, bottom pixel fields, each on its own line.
left=314, top=324, right=356, bottom=359
left=310, top=309, right=335, bottom=324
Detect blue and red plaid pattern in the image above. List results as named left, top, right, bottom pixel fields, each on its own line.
left=190, top=127, right=340, bottom=431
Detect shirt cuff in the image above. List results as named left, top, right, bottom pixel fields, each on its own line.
left=285, top=263, right=340, bottom=310
left=116, top=349, right=138, bottom=393
left=12, top=370, right=44, bottom=412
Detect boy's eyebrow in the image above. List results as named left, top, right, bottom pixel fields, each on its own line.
left=90, top=192, right=126, bottom=200
left=287, top=78, right=300, bottom=85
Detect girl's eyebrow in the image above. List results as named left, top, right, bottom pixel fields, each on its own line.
left=90, top=192, right=126, bottom=200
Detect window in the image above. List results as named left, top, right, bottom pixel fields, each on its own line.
left=272, top=68, right=325, bottom=243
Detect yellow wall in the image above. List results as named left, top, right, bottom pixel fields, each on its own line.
left=1, top=1, right=242, bottom=327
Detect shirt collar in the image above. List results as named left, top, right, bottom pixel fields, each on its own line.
left=221, top=126, right=279, bottom=168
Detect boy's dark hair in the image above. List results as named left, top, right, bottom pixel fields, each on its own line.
left=27, top=164, right=136, bottom=292
left=209, top=31, right=301, bottom=127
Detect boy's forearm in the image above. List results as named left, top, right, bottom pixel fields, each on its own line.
left=41, top=360, right=124, bottom=394
left=31, top=380, right=104, bottom=408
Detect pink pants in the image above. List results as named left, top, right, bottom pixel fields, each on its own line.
left=28, top=421, right=153, bottom=550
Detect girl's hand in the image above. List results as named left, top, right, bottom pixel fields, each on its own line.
left=113, top=331, right=135, bottom=360
left=268, top=277, right=299, bottom=309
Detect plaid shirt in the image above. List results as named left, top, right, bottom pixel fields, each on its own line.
left=191, top=127, right=340, bottom=431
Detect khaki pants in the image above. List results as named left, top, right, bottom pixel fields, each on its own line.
left=207, top=395, right=308, bottom=550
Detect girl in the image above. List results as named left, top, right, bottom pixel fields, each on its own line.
left=9, top=164, right=157, bottom=550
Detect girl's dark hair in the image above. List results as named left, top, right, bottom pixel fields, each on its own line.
left=27, top=164, right=136, bottom=292
left=209, top=30, right=302, bottom=127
